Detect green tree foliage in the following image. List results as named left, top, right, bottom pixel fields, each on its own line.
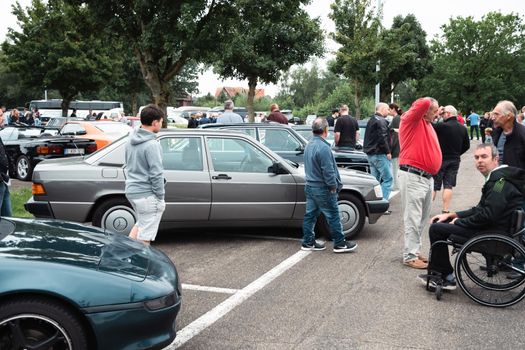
left=72, top=0, right=236, bottom=125
left=211, top=0, right=324, bottom=122
left=378, top=14, right=431, bottom=101
left=421, top=12, right=525, bottom=112
left=2, top=0, right=113, bottom=117
left=330, top=0, right=381, bottom=119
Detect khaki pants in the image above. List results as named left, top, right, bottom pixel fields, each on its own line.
left=399, top=170, right=433, bottom=262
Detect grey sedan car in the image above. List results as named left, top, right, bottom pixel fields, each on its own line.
left=25, top=129, right=389, bottom=238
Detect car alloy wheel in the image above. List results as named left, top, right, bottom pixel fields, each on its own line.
left=16, top=155, right=31, bottom=181
left=317, top=193, right=365, bottom=239
left=0, top=298, right=88, bottom=350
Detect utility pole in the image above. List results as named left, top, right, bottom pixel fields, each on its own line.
left=375, top=0, right=382, bottom=105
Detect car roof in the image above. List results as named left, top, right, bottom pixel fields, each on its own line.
left=200, top=122, right=291, bottom=129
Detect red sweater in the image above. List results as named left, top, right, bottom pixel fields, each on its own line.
left=399, top=98, right=442, bottom=175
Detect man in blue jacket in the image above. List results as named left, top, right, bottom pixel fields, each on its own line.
left=301, top=117, right=357, bottom=253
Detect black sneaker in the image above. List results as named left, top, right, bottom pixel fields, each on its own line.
left=418, top=274, right=456, bottom=291
left=301, top=241, right=326, bottom=251
left=333, top=240, right=357, bottom=253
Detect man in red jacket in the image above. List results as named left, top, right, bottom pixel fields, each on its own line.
left=399, top=97, right=442, bottom=269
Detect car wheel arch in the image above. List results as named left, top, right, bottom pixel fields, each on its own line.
left=87, top=194, right=129, bottom=222
left=0, top=292, right=98, bottom=350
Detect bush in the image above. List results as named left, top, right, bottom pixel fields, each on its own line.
left=10, top=187, right=33, bottom=218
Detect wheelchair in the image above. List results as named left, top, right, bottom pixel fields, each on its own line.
left=424, top=210, right=525, bottom=308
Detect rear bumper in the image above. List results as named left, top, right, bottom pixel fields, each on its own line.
left=366, top=199, right=390, bottom=224
left=24, top=197, right=54, bottom=218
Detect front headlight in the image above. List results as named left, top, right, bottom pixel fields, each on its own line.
left=144, top=293, right=178, bottom=311
left=373, top=184, right=383, bottom=199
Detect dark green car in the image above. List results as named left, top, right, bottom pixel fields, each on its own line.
left=0, top=217, right=181, bottom=350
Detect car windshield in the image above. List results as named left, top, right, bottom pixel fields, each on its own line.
left=93, top=123, right=131, bottom=137
left=0, top=127, right=42, bottom=141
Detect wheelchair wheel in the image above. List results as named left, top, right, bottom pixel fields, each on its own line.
left=455, top=234, right=525, bottom=308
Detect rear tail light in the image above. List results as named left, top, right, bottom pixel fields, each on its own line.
left=32, top=183, right=46, bottom=195
left=36, top=145, right=63, bottom=154
left=86, top=144, right=98, bottom=154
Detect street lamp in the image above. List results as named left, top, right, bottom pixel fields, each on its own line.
left=375, top=0, right=382, bottom=105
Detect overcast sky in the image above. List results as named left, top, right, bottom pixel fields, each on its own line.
left=1, top=0, right=524, bottom=97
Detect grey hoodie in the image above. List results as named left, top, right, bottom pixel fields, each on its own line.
left=125, top=127, right=165, bottom=200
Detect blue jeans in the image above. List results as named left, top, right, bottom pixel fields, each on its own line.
left=367, top=154, right=392, bottom=200
left=0, top=183, right=12, bottom=217
left=302, top=185, right=345, bottom=246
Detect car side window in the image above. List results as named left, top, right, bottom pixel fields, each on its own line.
left=159, top=136, right=203, bottom=171
left=207, top=137, right=273, bottom=173
left=259, top=129, right=302, bottom=152
left=61, top=124, right=85, bottom=135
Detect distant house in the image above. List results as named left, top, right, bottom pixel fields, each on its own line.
left=214, top=86, right=265, bottom=99
left=174, top=91, right=193, bottom=107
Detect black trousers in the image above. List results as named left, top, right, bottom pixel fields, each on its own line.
left=428, top=223, right=480, bottom=277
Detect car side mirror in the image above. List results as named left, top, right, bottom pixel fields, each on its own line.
left=295, top=144, right=305, bottom=154
left=268, top=161, right=289, bottom=175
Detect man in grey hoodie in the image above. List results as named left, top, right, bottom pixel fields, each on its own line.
left=125, top=104, right=165, bottom=245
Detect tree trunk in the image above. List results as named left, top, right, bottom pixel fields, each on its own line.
left=353, top=80, right=362, bottom=120
left=131, top=93, right=138, bottom=117
left=141, top=74, right=170, bottom=128
left=247, top=76, right=257, bottom=123
left=61, top=96, right=73, bottom=118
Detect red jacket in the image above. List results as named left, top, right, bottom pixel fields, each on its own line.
left=399, top=98, right=442, bottom=175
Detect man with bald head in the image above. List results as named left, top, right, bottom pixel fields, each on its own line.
left=364, top=102, right=393, bottom=205
left=492, top=100, right=525, bottom=169
left=432, top=105, right=470, bottom=214
left=399, top=97, right=442, bottom=269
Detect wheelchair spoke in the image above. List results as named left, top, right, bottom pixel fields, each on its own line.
left=455, top=234, right=525, bottom=307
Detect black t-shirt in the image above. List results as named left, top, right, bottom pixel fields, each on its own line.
left=334, top=115, right=358, bottom=147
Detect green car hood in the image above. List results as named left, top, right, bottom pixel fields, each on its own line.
left=0, top=218, right=149, bottom=281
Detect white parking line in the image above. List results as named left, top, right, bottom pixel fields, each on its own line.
left=166, top=249, right=312, bottom=349
left=182, top=284, right=239, bottom=295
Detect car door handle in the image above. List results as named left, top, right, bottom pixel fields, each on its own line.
left=212, top=174, right=232, bottom=180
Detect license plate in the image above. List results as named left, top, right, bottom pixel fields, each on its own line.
left=64, top=148, right=85, bottom=155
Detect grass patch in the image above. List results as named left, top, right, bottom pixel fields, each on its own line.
left=11, top=187, right=33, bottom=218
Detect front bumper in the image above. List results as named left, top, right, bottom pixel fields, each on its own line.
left=24, top=197, right=54, bottom=218
left=85, top=298, right=181, bottom=350
left=366, top=199, right=390, bottom=224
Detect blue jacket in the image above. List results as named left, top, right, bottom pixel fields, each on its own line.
left=304, top=135, right=342, bottom=192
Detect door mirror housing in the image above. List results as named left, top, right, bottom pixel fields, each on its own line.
left=268, top=161, right=289, bottom=175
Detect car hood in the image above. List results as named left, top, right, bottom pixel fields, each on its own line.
left=0, top=218, right=149, bottom=281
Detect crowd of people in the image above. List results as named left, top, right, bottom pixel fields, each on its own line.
left=302, top=98, right=525, bottom=290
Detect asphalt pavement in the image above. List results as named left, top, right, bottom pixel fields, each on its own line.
left=154, top=139, right=525, bottom=350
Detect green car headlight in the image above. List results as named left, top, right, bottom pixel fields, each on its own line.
left=144, top=293, right=177, bottom=311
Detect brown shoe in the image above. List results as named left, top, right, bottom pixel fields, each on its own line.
left=417, top=253, right=428, bottom=263
left=403, top=259, right=428, bottom=269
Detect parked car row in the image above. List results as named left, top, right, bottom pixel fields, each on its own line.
left=26, top=129, right=388, bottom=239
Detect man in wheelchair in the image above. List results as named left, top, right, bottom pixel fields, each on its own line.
left=418, top=143, right=525, bottom=290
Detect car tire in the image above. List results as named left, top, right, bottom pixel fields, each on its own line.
left=92, top=197, right=136, bottom=234
left=317, top=192, right=365, bottom=239
left=0, top=297, right=88, bottom=350
left=16, top=155, right=33, bottom=181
